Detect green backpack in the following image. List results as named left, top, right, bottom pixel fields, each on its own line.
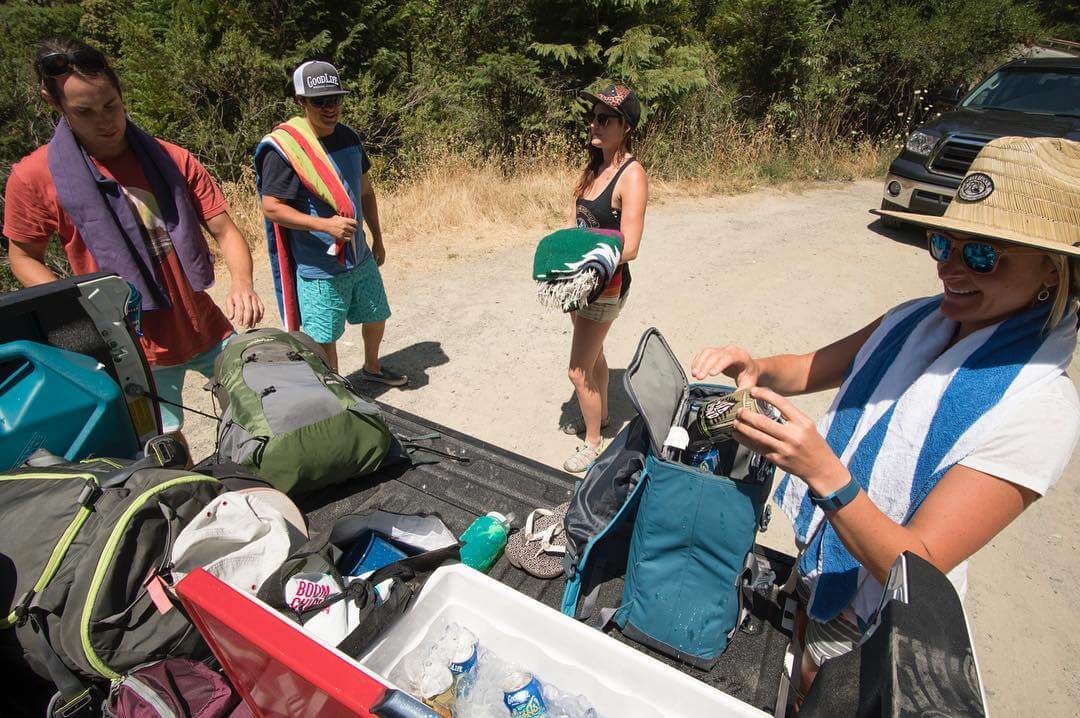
left=212, top=329, right=393, bottom=494
left=0, top=458, right=224, bottom=714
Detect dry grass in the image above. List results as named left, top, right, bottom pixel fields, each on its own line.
left=218, top=126, right=889, bottom=255
left=220, top=168, right=268, bottom=254
left=379, top=145, right=574, bottom=240
left=641, top=124, right=890, bottom=197
left=221, top=143, right=576, bottom=255
left=0, top=125, right=887, bottom=292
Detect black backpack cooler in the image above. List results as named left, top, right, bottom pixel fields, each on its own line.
left=561, top=328, right=776, bottom=668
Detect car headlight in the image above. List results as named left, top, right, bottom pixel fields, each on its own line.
left=905, top=130, right=939, bottom=156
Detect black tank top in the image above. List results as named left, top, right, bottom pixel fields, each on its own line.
left=575, top=157, right=637, bottom=296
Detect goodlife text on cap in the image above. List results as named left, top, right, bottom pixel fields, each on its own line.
left=307, top=73, right=340, bottom=90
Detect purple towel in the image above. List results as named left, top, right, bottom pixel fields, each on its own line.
left=47, top=117, right=214, bottom=310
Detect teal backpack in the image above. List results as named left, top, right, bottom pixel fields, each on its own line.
left=561, top=329, right=775, bottom=668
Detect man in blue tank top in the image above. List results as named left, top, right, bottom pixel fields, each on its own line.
left=257, top=61, right=407, bottom=386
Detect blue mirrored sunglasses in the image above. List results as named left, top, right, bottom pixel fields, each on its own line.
left=928, top=232, right=1002, bottom=273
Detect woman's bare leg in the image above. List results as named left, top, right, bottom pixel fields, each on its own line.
left=792, top=607, right=820, bottom=713
left=568, top=313, right=614, bottom=448
left=593, top=348, right=609, bottom=426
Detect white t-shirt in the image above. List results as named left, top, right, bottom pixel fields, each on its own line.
left=959, top=373, right=1080, bottom=496
left=944, top=373, right=1080, bottom=600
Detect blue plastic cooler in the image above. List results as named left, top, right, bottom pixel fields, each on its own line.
left=0, top=340, right=139, bottom=469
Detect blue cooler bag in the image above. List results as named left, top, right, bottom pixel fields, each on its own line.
left=561, top=328, right=775, bottom=668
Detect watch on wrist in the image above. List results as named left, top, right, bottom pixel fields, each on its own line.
left=809, top=476, right=860, bottom=511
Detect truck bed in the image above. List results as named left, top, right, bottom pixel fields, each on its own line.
left=299, top=402, right=794, bottom=715
left=2, top=274, right=990, bottom=718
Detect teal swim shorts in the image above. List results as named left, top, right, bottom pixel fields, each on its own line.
left=297, top=258, right=392, bottom=344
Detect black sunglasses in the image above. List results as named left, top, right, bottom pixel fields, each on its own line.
left=586, top=110, right=621, bottom=128
left=38, top=49, right=107, bottom=78
left=306, top=95, right=343, bottom=109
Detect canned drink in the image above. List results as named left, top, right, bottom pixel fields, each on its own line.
left=686, top=446, right=721, bottom=473
left=687, top=389, right=772, bottom=448
left=502, top=672, right=548, bottom=717
left=422, top=688, right=454, bottom=718
left=447, top=630, right=478, bottom=697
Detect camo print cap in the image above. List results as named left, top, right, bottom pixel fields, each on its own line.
left=579, top=83, right=642, bottom=128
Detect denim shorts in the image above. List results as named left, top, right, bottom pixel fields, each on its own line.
left=297, top=258, right=392, bottom=344
left=151, top=337, right=231, bottom=433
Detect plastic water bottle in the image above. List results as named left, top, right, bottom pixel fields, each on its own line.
left=459, top=512, right=512, bottom=573
left=391, top=617, right=599, bottom=718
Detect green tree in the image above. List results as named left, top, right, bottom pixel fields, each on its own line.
left=706, top=0, right=823, bottom=118
left=827, top=0, right=1041, bottom=133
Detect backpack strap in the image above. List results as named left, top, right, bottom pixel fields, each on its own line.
left=332, top=544, right=461, bottom=658
left=98, top=435, right=190, bottom=489
left=27, top=610, right=100, bottom=718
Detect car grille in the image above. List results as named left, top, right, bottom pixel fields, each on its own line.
left=912, top=189, right=953, bottom=214
left=928, top=134, right=991, bottom=178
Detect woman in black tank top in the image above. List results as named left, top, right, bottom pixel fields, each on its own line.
left=561, top=84, right=649, bottom=473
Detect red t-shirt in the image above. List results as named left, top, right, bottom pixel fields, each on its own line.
left=3, top=139, right=234, bottom=366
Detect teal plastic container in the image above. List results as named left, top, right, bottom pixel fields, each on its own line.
left=458, top=512, right=511, bottom=573
left=0, top=341, right=139, bottom=469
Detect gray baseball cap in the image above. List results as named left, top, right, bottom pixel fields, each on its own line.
left=292, top=60, right=348, bottom=98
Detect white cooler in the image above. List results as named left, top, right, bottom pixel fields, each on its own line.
left=360, top=564, right=771, bottom=717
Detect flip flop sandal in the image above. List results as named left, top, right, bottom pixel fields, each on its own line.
left=505, top=522, right=563, bottom=571
left=504, top=503, right=569, bottom=579
left=505, top=506, right=563, bottom=569
left=561, top=416, right=611, bottom=435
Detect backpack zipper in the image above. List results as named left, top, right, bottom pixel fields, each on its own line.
left=80, top=475, right=218, bottom=680
left=0, top=473, right=97, bottom=629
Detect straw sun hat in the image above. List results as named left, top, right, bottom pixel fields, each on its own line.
left=874, top=136, right=1080, bottom=258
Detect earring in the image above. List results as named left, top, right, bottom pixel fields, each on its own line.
left=1037, top=288, right=1051, bottom=302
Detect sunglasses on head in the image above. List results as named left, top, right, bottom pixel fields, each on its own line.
left=307, top=95, right=342, bottom=109
left=586, top=110, right=621, bottom=128
left=38, top=48, right=107, bottom=78
left=927, top=231, right=1042, bottom=273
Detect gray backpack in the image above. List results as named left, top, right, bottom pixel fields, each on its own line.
left=0, top=457, right=225, bottom=716
left=212, top=329, right=393, bottom=494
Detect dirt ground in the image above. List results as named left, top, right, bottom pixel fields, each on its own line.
left=185, top=179, right=1080, bottom=716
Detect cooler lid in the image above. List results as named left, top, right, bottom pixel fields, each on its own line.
left=623, top=328, right=689, bottom=457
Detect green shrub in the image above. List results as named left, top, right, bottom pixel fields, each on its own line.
left=706, top=0, right=822, bottom=118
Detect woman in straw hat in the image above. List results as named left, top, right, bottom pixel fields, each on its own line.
left=691, top=136, right=1080, bottom=700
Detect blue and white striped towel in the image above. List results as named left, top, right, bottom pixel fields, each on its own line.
left=775, top=295, right=1076, bottom=624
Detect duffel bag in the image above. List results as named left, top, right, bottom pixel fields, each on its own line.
left=211, top=328, right=393, bottom=494
left=0, top=452, right=226, bottom=715
left=561, top=328, right=775, bottom=669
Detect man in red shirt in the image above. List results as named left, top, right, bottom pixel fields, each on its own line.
left=3, top=39, right=263, bottom=441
